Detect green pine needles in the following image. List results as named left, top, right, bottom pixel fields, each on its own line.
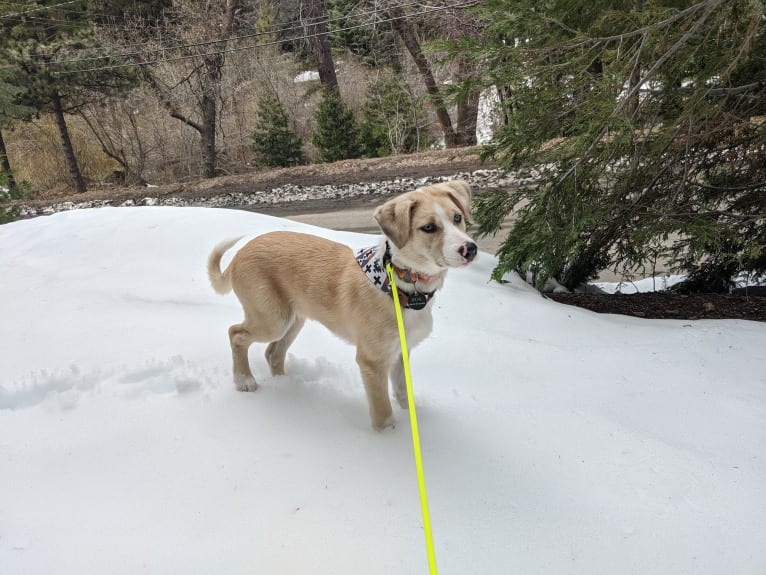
left=312, top=88, right=363, bottom=163
left=250, top=95, right=305, bottom=168
left=458, top=0, right=766, bottom=291
left=0, top=171, right=28, bottom=224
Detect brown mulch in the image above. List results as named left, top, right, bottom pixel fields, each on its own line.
left=547, top=290, right=766, bottom=323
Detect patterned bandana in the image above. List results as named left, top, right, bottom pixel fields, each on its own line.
left=355, top=245, right=435, bottom=311
left=355, top=245, right=390, bottom=292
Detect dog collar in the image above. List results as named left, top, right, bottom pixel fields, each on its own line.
left=355, top=245, right=436, bottom=311
left=381, top=241, right=444, bottom=285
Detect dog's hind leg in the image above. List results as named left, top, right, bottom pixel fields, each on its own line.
left=229, top=323, right=259, bottom=391
left=265, top=316, right=306, bottom=376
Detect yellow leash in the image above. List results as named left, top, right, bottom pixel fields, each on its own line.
left=385, top=262, right=439, bottom=575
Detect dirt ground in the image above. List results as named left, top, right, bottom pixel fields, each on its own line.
left=548, top=290, right=766, bottom=323
left=21, top=148, right=488, bottom=210
left=9, top=148, right=765, bottom=323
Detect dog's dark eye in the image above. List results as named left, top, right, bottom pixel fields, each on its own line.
left=454, top=213, right=463, bottom=224
left=420, top=223, right=438, bottom=234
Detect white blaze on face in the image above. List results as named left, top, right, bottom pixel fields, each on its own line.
left=434, top=203, right=476, bottom=267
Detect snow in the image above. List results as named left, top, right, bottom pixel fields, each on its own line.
left=595, top=273, right=764, bottom=294
left=594, top=275, right=687, bottom=294
left=294, top=70, right=321, bottom=83
left=1, top=206, right=765, bottom=575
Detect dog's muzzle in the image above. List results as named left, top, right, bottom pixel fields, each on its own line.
left=460, top=241, right=478, bottom=263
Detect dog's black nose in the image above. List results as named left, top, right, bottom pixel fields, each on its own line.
left=461, top=241, right=478, bottom=262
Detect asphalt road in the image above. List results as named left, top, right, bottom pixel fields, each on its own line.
left=258, top=195, right=512, bottom=256
left=251, top=196, right=641, bottom=282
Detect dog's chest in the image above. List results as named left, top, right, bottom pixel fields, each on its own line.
left=355, top=245, right=438, bottom=310
left=355, top=244, right=434, bottom=348
left=403, top=308, right=433, bottom=348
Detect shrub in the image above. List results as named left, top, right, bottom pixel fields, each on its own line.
left=311, top=89, right=362, bottom=163
left=0, top=170, right=28, bottom=224
left=250, top=94, right=304, bottom=168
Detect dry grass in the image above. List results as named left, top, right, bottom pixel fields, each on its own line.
left=4, top=38, right=447, bottom=196
left=5, top=116, right=120, bottom=193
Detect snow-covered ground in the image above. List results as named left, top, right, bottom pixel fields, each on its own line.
left=594, top=275, right=687, bottom=294
left=1, top=206, right=765, bottom=575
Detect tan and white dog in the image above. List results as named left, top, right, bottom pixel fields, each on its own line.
left=207, top=180, right=478, bottom=429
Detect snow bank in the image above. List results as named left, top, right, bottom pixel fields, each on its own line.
left=1, top=207, right=765, bottom=574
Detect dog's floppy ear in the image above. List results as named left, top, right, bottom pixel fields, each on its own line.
left=443, top=180, right=472, bottom=218
left=374, top=196, right=416, bottom=248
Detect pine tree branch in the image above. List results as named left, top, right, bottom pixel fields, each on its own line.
left=551, top=0, right=726, bottom=193
left=614, top=0, right=726, bottom=116
left=706, top=80, right=766, bottom=96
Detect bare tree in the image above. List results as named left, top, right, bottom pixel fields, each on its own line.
left=79, top=99, right=150, bottom=185
left=385, top=1, right=481, bottom=147
left=386, top=2, right=458, bottom=146
left=137, top=0, right=239, bottom=178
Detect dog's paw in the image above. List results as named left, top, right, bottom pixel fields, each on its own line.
left=373, top=414, right=397, bottom=431
left=395, top=391, right=409, bottom=409
left=234, top=374, right=259, bottom=392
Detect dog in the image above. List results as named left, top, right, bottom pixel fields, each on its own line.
left=207, top=180, right=478, bottom=429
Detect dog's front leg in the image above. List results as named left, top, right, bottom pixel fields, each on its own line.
left=390, top=354, right=409, bottom=409
left=356, top=350, right=395, bottom=430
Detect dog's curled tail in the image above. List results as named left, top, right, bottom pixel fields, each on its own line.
left=207, top=237, right=243, bottom=294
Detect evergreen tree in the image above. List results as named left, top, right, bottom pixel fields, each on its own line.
left=1, top=68, right=34, bottom=222
left=0, top=70, right=33, bottom=124
left=0, top=68, right=34, bottom=192
left=327, top=0, right=400, bottom=68
left=0, top=0, right=137, bottom=192
left=250, top=95, right=304, bottom=167
left=0, top=166, right=29, bottom=224
left=302, top=0, right=339, bottom=92
left=455, top=0, right=766, bottom=291
left=312, top=89, right=362, bottom=162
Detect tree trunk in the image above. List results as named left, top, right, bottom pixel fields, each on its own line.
left=198, top=0, right=238, bottom=178
left=496, top=85, right=513, bottom=126
left=51, top=90, right=86, bottom=193
left=455, top=64, right=479, bottom=145
left=387, top=4, right=458, bottom=147
left=200, top=54, right=222, bottom=178
left=302, top=0, right=339, bottom=91
left=0, top=128, right=15, bottom=189
left=197, top=0, right=238, bottom=178
left=455, top=93, right=479, bottom=145
left=454, top=57, right=479, bottom=145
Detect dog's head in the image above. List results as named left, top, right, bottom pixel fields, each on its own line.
left=374, top=180, right=478, bottom=274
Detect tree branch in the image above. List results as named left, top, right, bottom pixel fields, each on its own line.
left=140, top=66, right=202, bottom=132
